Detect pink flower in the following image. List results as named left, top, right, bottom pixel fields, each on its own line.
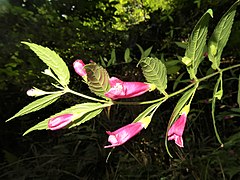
left=48, top=114, right=73, bottom=130
left=104, top=122, right=144, bottom=148
left=168, top=112, right=187, bottom=148
left=105, top=77, right=153, bottom=100
left=73, top=59, right=87, bottom=77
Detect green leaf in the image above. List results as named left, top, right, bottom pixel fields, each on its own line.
left=208, top=1, right=239, bottom=70
left=84, top=63, right=110, bottom=98
left=175, top=41, right=187, bottom=49
left=107, top=49, right=116, bottom=67
left=136, top=44, right=144, bottom=55
left=168, top=86, right=196, bottom=126
left=211, top=73, right=223, bottom=145
left=165, top=60, right=182, bottom=74
left=124, top=48, right=132, bottom=63
left=173, top=72, right=185, bottom=91
left=100, top=56, right=107, bottom=67
left=6, top=93, right=63, bottom=122
left=138, top=57, right=167, bottom=94
left=68, top=108, right=102, bottom=128
left=23, top=102, right=111, bottom=135
left=183, top=9, right=213, bottom=79
left=22, top=42, right=70, bottom=86
left=23, top=119, right=49, bottom=136
left=142, top=46, right=153, bottom=58
left=133, top=102, right=161, bottom=123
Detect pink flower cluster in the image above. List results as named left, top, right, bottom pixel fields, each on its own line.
left=47, top=59, right=188, bottom=149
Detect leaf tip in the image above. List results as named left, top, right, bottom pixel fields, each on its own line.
left=207, top=9, right=213, bottom=18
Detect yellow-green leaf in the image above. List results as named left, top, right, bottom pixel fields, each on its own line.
left=22, top=42, right=70, bottom=86
left=6, top=92, right=63, bottom=122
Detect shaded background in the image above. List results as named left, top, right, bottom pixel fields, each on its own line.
left=1, top=0, right=240, bottom=179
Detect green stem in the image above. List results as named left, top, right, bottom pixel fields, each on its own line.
left=65, top=87, right=108, bottom=103
left=113, top=63, right=240, bottom=105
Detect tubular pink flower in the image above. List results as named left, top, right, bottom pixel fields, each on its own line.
left=105, top=77, right=151, bottom=100
left=48, top=114, right=73, bottom=130
left=73, top=59, right=87, bottom=77
left=168, top=112, right=187, bottom=148
left=104, top=122, right=144, bottom=148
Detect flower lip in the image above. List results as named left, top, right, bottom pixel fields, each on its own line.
left=104, top=122, right=144, bottom=148
left=105, top=77, right=151, bottom=100
left=167, top=112, right=187, bottom=148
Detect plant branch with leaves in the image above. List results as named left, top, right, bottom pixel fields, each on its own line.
left=6, top=0, right=240, bottom=157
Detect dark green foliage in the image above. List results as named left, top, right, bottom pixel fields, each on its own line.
left=1, top=0, right=240, bottom=179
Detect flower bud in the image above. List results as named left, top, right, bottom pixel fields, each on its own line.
left=48, top=114, right=73, bottom=130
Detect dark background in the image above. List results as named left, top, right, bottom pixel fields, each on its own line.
left=1, top=0, right=240, bottom=179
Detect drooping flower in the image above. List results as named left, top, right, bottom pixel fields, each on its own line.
left=73, top=59, right=87, bottom=78
left=104, top=122, right=144, bottom=148
left=168, top=112, right=187, bottom=148
left=104, top=77, right=155, bottom=100
left=48, top=114, right=73, bottom=130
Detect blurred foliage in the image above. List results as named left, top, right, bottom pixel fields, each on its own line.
left=1, top=0, right=240, bottom=179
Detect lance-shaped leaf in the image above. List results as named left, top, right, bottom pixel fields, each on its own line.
left=23, top=119, right=49, bottom=136
left=133, top=101, right=163, bottom=123
left=168, top=86, right=196, bottom=127
left=208, top=1, right=239, bottom=70
left=138, top=57, right=167, bottom=94
left=6, top=92, right=63, bottom=122
left=68, top=108, right=102, bottom=128
left=211, top=73, right=223, bottom=145
left=22, top=42, right=70, bottom=86
left=23, top=102, right=111, bottom=135
left=182, top=9, right=213, bottom=79
left=124, top=48, right=132, bottom=63
left=85, top=63, right=110, bottom=98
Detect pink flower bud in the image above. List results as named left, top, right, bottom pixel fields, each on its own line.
left=73, top=60, right=87, bottom=77
left=167, top=112, right=187, bottom=148
left=104, top=122, right=144, bottom=148
left=26, top=87, right=48, bottom=97
left=48, top=114, right=73, bottom=130
left=105, top=77, right=152, bottom=100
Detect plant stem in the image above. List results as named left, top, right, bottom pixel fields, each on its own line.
left=112, top=63, right=240, bottom=105
left=65, top=87, right=108, bottom=103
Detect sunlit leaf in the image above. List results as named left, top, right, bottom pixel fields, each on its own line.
left=85, top=63, right=110, bottom=98
left=183, top=9, right=213, bottom=79
left=22, top=42, right=70, bottom=86
left=23, top=119, right=49, bottom=136
left=168, top=86, right=196, bottom=127
left=6, top=93, right=63, bottom=122
left=208, top=1, right=239, bottom=70
left=138, top=57, right=167, bottom=94
left=133, top=101, right=163, bottom=123
left=23, top=102, right=111, bottom=135
left=68, top=108, right=102, bottom=128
